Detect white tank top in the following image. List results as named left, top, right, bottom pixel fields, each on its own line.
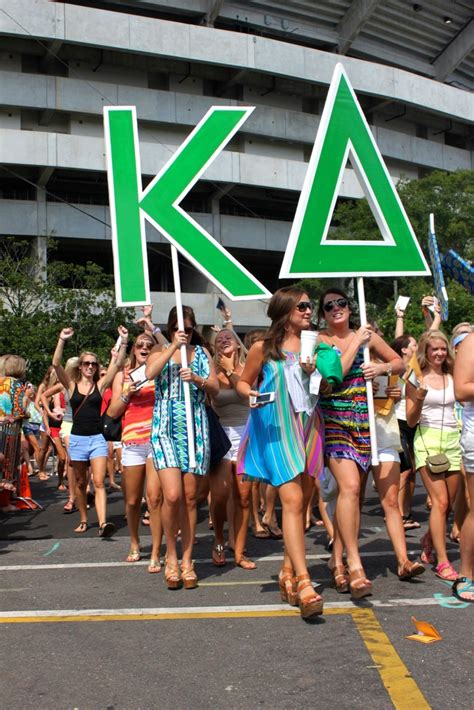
left=462, top=401, right=474, bottom=433
left=419, top=375, right=457, bottom=430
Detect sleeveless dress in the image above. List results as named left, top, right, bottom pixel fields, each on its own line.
left=319, top=347, right=371, bottom=472
left=237, top=351, right=324, bottom=486
left=150, top=345, right=210, bottom=475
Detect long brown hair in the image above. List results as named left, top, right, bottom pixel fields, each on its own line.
left=417, top=330, right=454, bottom=375
left=76, top=351, right=100, bottom=383
left=129, top=333, right=155, bottom=369
left=262, top=286, right=308, bottom=361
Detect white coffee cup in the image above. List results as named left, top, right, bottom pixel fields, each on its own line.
left=300, top=330, right=318, bottom=363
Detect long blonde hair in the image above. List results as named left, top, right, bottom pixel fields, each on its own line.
left=214, top=329, right=246, bottom=369
left=417, top=330, right=454, bottom=374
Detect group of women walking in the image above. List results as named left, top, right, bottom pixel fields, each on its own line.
left=3, top=286, right=473, bottom=616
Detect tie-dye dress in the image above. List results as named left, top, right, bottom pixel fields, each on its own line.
left=318, top=346, right=371, bottom=472
left=237, top=351, right=324, bottom=486
left=150, top=345, right=210, bottom=475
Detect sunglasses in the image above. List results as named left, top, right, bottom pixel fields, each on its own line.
left=323, top=298, right=348, bottom=313
left=135, top=341, right=153, bottom=349
left=81, top=360, right=98, bottom=368
left=295, top=301, right=313, bottom=312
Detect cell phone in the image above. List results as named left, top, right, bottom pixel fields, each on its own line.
left=129, top=364, right=148, bottom=390
left=373, top=375, right=389, bottom=399
left=395, top=295, right=410, bottom=312
left=249, top=392, right=275, bottom=405
left=216, top=297, right=226, bottom=312
left=112, top=335, right=122, bottom=353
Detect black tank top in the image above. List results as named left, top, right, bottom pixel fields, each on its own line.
left=70, top=384, right=103, bottom=436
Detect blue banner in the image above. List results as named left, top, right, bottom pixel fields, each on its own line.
left=427, top=228, right=449, bottom=321
left=442, top=249, right=474, bottom=296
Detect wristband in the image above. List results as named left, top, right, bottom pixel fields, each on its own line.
left=152, top=326, right=161, bottom=334
left=223, top=319, right=231, bottom=324
left=120, top=394, right=130, bottom=404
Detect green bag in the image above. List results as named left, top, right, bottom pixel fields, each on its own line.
left=315, top=342, right=343, bottom=387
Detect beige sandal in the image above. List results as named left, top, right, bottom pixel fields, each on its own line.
left=181, top=563, right=198, bottom=589
left=164, top=561, right=182, bottom=589
left=278, top=566, right=297, bottom=606
left=148, top=559, right=161, bottom=574
left=348, top=568, right=372, bottom=599
left=296, top=574, right=324, bottom=618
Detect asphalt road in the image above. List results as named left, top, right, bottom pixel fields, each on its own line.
left=0, top=471, right=472, bottom=710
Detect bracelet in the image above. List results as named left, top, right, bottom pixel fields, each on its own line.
left=59, top=337, right=66, bottom=342
left=223, top=320, right=231, bottom=324
left=225, top=369, right=235, bottom=377
left=386, top=364, right=393, bottom=377
left=120, top=394, right=130, bottom=404
left=199, top=377, right=208, bottom=389
left=152, top=326, right=161, bottom=334
left=396, top=315, right=404, bottom=319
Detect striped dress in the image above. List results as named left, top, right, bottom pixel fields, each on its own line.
left=150, top=345, right=210, bottom=475
left=319, top=347, right=371, bottom=472
left=237, top=351, right=324, bottom=486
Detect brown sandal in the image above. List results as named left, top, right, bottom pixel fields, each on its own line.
left=164, top=561, right=182, bottom=589
left=329, top=563, right=350, bottom=594
left=348, top=568, right=372, bottom=599
left=211, top=544, right=226, bottom=567
left=181, top=563, right=198, bottom=589
left=398, top=559, right=425, bottom=581
left=296, top=574, right=324, bottom=618
left=278, top=566, right=297, bottom=606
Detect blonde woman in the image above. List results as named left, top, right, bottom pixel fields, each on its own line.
left=52, top=326, right=129, bottom=535
left=406, top=330, right=461, bottom=581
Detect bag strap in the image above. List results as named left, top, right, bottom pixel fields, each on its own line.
left=418, top=374, right=445, bottom=456
left=72, top=383, right=94, bottom=419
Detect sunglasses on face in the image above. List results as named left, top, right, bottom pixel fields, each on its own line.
left=173, top=326, right=194, bottom=335
left=81, top=360, right=97, bottom=368
left=323, top=298, right=348, bottom=313
left=295, top=301, right=313, bottom=312
left=135, top=341, right=153, bottom=349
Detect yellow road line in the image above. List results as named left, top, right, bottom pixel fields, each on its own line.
left=352, top=609, right=430, bottom=710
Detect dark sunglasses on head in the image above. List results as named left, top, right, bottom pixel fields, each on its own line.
left=323, top=298, right=348, bottom=313
left=135, top=341, right=153, bottom=349
left=295, top=301, right=313, bottom=312
left=81, top=360, right=97, bottom=368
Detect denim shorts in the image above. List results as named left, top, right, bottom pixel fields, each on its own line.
left=68, top=433, right=108, bottom=462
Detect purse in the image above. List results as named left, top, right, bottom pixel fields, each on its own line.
left=418, top=375, right=450, bottom=476
left=206, top=405, right=231, bottom=466
left=101, top=412, right=122, bottom=442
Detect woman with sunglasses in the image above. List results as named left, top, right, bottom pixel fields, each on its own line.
left=108, top=331, right=163, bottom=571
left=237, top=287, right=326, bottom=619
left=318, top=288, right=403, bottom=598
left=146, top=306, right=219, bottom=589
left=406, top=330, right=461, bottom=581
left=52, top=325, right=129, bottom=535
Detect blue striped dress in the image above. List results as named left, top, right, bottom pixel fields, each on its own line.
left=150, top=345, right=210, bottom=475
left=237, top=351, right=324, bottom=486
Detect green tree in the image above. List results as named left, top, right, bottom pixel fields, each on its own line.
left=0, top=238, right=135, bottom=382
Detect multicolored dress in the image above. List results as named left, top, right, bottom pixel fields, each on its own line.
left=318, top=346, right=371, bottom=472
left=237, top=351, right=324, bottom=486
left=150, top=345, right=210, bottom=475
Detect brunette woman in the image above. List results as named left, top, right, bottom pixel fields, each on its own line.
left=35, top=366, right=57, bottom=481
left=146, top=306, right=219, bottom=589
left=406, top=330, right=461, bottom=580
left=52, top=325, right=129, bottom=535
left=212, top=328, right=253, bottom=568
left=237, top=287, right=327, bottom=619
left=108, top=331, right=163, bottom=571
left=318, top=288, right=403, bottom=598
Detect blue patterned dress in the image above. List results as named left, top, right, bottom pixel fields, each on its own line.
left=150, top=345, right=210, bottom=475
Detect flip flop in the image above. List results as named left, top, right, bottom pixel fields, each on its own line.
left=99, top=521, right=116, bottom=538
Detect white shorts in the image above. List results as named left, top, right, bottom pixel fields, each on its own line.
left=223, top=425, right=245, bottom=462
left=461, top=428, right=474, bottom=472
left=122, top=442, right=152, bottom=467
left=377, top=447, right=400, bottom=463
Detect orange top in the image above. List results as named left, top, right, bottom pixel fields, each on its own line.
left=121, top=371, right=155, bottom=446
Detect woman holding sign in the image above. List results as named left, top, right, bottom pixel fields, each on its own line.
left=146, top=306, right=219, bottom=590
left=237, top=287, right=329, bottom=619
left=317, top=288, right=403, bottom=598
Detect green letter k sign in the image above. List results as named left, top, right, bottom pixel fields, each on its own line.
left=104, top=106, right=271, bottom=305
